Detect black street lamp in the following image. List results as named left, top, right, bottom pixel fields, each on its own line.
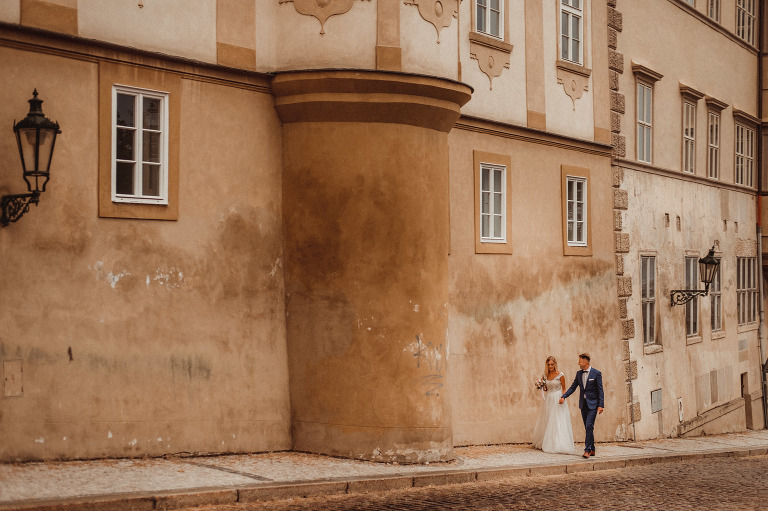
left=670, top=246, right=721, bottom=306
left=1, top=89, right=61, bottom=227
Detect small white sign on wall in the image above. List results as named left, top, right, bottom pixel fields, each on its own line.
left=651, top=389, right=662, bottom=413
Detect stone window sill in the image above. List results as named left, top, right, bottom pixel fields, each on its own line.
left=737, top=323, right=759, bottom=334
left=556, top=60, right=592, bottom=78
left=644, top=343, right=663, bottom=355
left=469, top=31, right=513, bottom=53
left=711, top=331, right=726, bottom=340
left=686, top=335, right=703, bottom=346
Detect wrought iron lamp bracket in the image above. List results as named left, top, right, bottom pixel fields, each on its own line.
left=1, top=191, right=40, bottom=227
left=670, top=285, right=710, bottom=307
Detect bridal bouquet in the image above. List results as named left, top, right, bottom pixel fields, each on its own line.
left=535, top=377, right=548, bottom=391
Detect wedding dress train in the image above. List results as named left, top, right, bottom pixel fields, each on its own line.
left=532, top=372, right=575, bottom=454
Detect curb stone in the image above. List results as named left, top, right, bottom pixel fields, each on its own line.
left=1, top=447, right=767, bottom=510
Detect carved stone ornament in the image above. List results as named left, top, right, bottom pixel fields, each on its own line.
left=556, top=62, right=591, bottom=110
left=469, top=34, right=512, bottom=90
left=404, top=0, right=459, bottom=43
left=279, top=0, right=371, bottom=35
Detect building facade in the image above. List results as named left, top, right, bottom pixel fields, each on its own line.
left=0, top=0, right=764, bottom=463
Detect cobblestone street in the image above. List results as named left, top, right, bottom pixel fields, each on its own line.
left=191, top=456, right=768, bottom=511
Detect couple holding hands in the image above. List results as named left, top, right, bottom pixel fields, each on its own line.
left=532, top=353, right=604, bottom=458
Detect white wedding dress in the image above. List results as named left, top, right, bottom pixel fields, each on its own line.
left=532, top=372, right=575, bottom=454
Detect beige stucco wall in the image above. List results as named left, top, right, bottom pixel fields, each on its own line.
left=0, top=0, right=20, bottom=23
left=446, top=127, right=628, bottom=445
left=0, top=43, right=291, bottom=460
left=78, top=0, right=217, bottom=63
left=619, top=0, right=758, bottom=175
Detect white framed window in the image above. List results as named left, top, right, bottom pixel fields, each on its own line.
left=637, top=82, right=653, bottom=163
left=560, top=0, right=583, bottom=65
left=708, top=0, right=720, bottom=21
left=710, top=258, right=722, bottom=332
left=641, top=255, right=656, bottom=345
left=735, top=123, right=755, bottom=187
left=685, top=256, right=699, bottom=337
left=708, top=111, right=720, bottom=179
left=112, top=85, right=169, bottom=204
left=683, top=0, right=694, bottom=5
left=737, top=257, right=757, bottom=325
left=566, top=176, right=587, bottom=246
left=737, top=0, right=756, bottom=45
left=476, top=0, right=502, bottom=39
left=480, top=163, right=506, bottom=243
left=683, top=101, right=696, bottom=173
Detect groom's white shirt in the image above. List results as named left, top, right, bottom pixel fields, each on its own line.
left=582, top=367, right=591, bottom=388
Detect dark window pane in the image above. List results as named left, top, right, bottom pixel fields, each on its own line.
left=116, top=128, right=134, bottom=161
left=116, top=162, right=134, bottom=195
left=117, top=94, right=135, bottom=127
left=143, top=131, right=161, bottom=163
left=143, top=98, right=161, bottom=130
left=142, top=164, right=160, bottom=196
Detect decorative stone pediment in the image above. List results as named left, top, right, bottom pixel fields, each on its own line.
left=556, top=60, right=591, bottom=110
left=279, top=0, right=370, bottom=35
left=404, top=0, right=459, bottom=43
left=469, top=32, right=512, bottom=90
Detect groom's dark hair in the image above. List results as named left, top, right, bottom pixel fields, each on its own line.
left=579, top=353, right=591, bottom=362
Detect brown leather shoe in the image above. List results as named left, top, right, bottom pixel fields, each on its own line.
left=582, top=451, right=591, bottom=458
left=590, top=450, right=595, bottom=456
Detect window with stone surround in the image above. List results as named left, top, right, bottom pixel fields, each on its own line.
left=637, top=82, right=653, bottom=163
left=561, top=166, right=591, bottom=256
left=708, top=111, right=720, bottom=179
left=710, top=257, right=722, bottom=332
left=641, top=255, right=656, bottom=345
left=682, top=100, right=696, bottom=173
left=737, top=257, right=757, bottom=325
left=708, top=0, right=720, bottom=21
left=735, top=121, right=755, bottom=188
left=474, top=151, right=512, bottom=254
left=737, top=0, right=756, bottom=46
left=685, top=256, right=699, bottom=337
left=560, top=0, right=583, bottom=65
left=99, top=61, right=180, bottom=220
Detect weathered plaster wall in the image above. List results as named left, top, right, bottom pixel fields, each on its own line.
left=446, top=127, right=628, bottom=446
left=622, top=170, right=757, bottom=440
left=0, top=45, right=291, bottom=461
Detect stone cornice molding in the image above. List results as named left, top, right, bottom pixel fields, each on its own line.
left=631, top=62, right=663, bottom=83
left=272, top=70, right=472, bottom=132
left=733, top=108, right=759, bottom=126
left=679, top=83, right=704, bottom=102
left=704, top=95, right=728, bottom=112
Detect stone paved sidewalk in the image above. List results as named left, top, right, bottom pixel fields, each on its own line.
left=1, top=429, right=767, bottom=510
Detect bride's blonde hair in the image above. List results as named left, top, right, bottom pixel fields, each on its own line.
left=544, top=356, right=558, bottom=377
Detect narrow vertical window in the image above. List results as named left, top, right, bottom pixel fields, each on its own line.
left=685, top=257, right=699, bottom=337
left=735, top=123, right=755, bottom=187
left=112, top=85, right=169, bottom=204
left=560, top=0, right=583, bottom=65
left=710, top=258, right=722, bottom=332
left=708, top=111, right=720, bottom=179
left=476, top=0, right=502, bottom=39
left=737, top=257, right=757, bottom=325
left=683, top=101, right=696, bottom=173
left=480, top=163, right=506, bottom=243
left=737, top=0, right=756, bottom=45
left=566, top=176, right=587, bottom=246
left=642, top=255, right=656, bottom=345
left=637, top=83, right=652, bottom=164
left=708, top=0, right=720, bottom=21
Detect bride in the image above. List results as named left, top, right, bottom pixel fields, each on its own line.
left=532, top=356, right=575, bottom=454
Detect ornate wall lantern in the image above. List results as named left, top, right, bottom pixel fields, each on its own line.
left=1, top=90, right=61, bottom=227
left=670, top=246, right=720, bottom=306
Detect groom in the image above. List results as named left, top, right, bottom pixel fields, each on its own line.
left=559, top=353, right=604, bottom=458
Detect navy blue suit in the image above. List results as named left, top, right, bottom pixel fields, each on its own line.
left=561, top=367, right=604, bottom=453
